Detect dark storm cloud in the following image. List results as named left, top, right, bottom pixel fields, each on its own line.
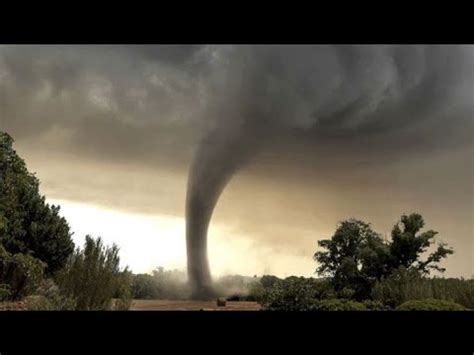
left=1, top=45, right=472, bottom=279
left=1, top=45, right=472, bottom=166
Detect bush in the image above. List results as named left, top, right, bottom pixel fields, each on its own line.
left=25, top=279, right=76, bottom=310
left=260, top=275, right=281, bottom=289
left=113, top=297, right=133, bottom=310
left=0, top=284, right=11, bottom=301
left=429, top=278, right=474, bottom=310
left=131, top=273, right=161, bottom=299
left=372, top=267, right=427, bottom=307
left=313, top=299, right=367, bottom=311
left=261, top=277, right=320, bottom=311
left=55, top=236, right=132, bottom=310
left=0, top=244, right=46, bottom=300
left=396, top=299, right=466, bottom=311
left=131, top=267, right=190, bottom=300
left=246, top=281, right=266, bottom=302
left=372, top=267, right=474, bottom=309
left=113, top=270, right=133, bottom=310
left=362, top=300, right=390, bottom=310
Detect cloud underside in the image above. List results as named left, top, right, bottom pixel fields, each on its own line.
left=1, top=45, right=472, bottom=277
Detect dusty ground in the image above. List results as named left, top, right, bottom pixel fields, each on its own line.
left=130, top=299, right=262, bottom=311
left=0, top=301, right=27, bottom=311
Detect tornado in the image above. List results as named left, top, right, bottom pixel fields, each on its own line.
left=184, top=44, right=474, bottom=299
left=185, top=119, right=259, bottom=299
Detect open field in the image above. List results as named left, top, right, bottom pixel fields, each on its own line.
left=130, top=299, right=262, bottom=311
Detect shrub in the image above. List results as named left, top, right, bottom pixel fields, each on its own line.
left=246, top=281, right=266, bottom=302
left=372, top=267, right=474, bottom=309
left=312, top=279, right=337, bottom=300
left=113, top=297, right=133, bottom=310
left=362, top=300, right=390, bottom=310
left=429, top=278, right=474, bottom=310
left=113, top=270, right=133, bottom=310
left=131, top=273, right=161, bottom=299
left=130, top=267, right=190, bottom=300
left=372, top=267, right=428, bottom=308
left=25, top=279, right=76, bottom=310
left=0, top=244, right=46, bottom=300
left=261, top=277, right=320, bottom=311
left=396, top=299, right=466, bottom=311
left=260, top=275, right=281, bottom=289
left=313, top=299, right=367, bottom=311
left=0, top=284, right=11, bottom=301
left=55, top=236, right=132, bottom=310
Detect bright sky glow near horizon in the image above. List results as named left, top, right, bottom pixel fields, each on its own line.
left=48, top=198, right=316, bottom=278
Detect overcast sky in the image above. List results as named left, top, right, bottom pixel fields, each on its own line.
left=1, top=45, right=472, bottom=278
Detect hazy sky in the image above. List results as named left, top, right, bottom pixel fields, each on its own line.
left=1, top=45, right=472, bottom=278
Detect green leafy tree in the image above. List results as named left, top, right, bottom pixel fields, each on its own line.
left=389, top=213, right=453, bottom=274
left=314, top=219, right=389, bottom=299
left=314, top=213, right=453, bottom=300
left=0, top=131, right=74, bottom=273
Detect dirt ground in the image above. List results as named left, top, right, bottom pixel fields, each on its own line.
left=130, top=299, right=262, bottom=311
left=0, top=301, right=27, bottom=311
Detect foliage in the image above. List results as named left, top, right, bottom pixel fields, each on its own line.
left=428, top=278, right=474, bottom=309
left=131, top=267, right=189, bottom=300
left=314, top=214, right=453, bottom=300
left=0, top=244, right=46, bottom=300
left=0, top=131, right=74, bottom=273
left=258, top=276, right=365, bottom=311
left=245, top=281, right=266, bottom=302
left=131, top=273, right=161, bottom=299
left=25, top=279, right=76, bottom=310
left=260, top=275, right=281, bottom=289
left=312, top=299, right=367, bottom=311
left=396, top=299, right=466, bottom=311
left=389, top=214, right=453, bottom=274
left=112, top=270, right=133, bottom=310
left=0, top=284, right=11, bottom=301
left=113, top=296, right=133, bottom=310
left=314, top=219, right=389, bottom=300
left=362, top=300, right=390, bottom=310
left=55, top=236, right=132, bottom=310
left=372, top=267, right=474, bottom=309
left=261, top=277, right=321, bottom=311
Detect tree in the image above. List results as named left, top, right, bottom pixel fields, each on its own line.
left=314, top=213, right=453, bottom=300
left=314, top=219, right=389, bottom=299
left=389, top=213, right=453, bottom=274
left=0, top=131, right=74, bottom=273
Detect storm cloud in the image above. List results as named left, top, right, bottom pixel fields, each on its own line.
left=1, top=45, right=472, bottom=279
